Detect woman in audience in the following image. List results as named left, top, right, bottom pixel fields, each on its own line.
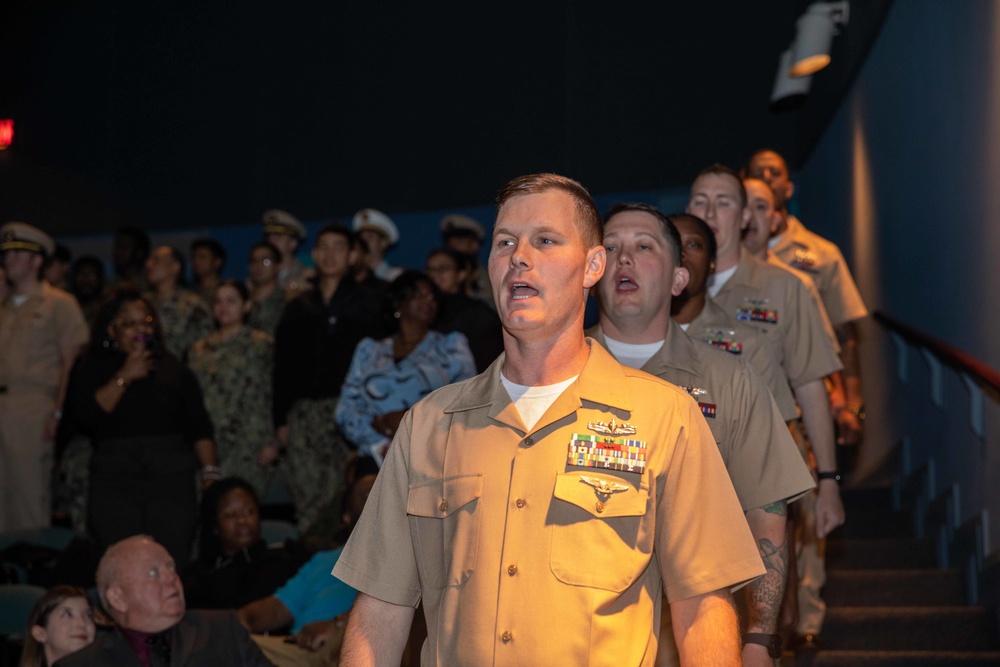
left=20, top=585, right=96, bottom=667
left=62, top=286, right=218, bottom=565
left=183, top=476, right=301, bottom=610
left=425, top=247, right=504, bottom=372
left=335, top=270, right=476, bottom=465
left=188, top=280, right=278, bottom=497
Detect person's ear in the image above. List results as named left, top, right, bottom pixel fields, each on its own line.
left=30, top=625, right=47, bottom=644
left=740, top=207, right=752, bottom=232
left=768, top=211, right=782, bottom=235
left=582, top=245, right=606, bottom=289
left=106, top=585, right=128, bottom=614
left=671, top=267, right=690, bottom=297
left=785, top=179, right=795, bottom=202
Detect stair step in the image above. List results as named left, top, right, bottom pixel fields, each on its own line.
left=829, top=509, right=913, bottom=539
left=824, top=569, right=966, bottom=607
left=802, top=650, right=1000, bottom=666
left=821, top=607, right=998, bottom=651
left=826, top=538, right=937, bottom=570
left=840, top=485, right=894, bottom=511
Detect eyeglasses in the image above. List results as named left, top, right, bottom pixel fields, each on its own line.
left=249, top=257, right=274, bottom=267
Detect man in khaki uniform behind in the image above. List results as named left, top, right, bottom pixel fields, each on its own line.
left=589, top=203, right=814, bottom=666
left=0, top=222, right=88, bottom=530
left=333, top=174, right=765, bottom=666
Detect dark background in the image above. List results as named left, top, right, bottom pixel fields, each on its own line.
left=0, top=1, right=892, bottom=235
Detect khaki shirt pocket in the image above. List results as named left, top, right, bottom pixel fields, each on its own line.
left=549, top=471, right=649, bottom=592
left=407, top=473, right=483, bottom=590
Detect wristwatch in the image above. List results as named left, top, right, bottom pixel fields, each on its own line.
left=744, top=632, right=783, bottom=658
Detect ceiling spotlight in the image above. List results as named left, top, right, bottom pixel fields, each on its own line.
left=770, top=49, right=812, bottom=113
left=789, top=1, right=849, bottom=77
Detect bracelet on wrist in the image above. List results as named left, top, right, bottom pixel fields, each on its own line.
left=115, top=376, right=129, bottom=388
left=817, top=470, right=842, bottom=484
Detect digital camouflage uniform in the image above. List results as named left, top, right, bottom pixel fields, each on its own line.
left=247, top=288, right=287, bottom=338
left=53, top=435, right=92, bottom=535
left=284, top=396, right=349, bottom=534
left=188, top=327, right=277, bottom=497
left=149, top=289, right=214, bottom=360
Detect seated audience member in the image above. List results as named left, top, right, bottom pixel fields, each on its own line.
left=246, top=241, right=286, bottom=337
left=44, top=243, right=73, bottom=291
left=440, top=213, right=493, bottom=307
left=54, top=535, right=274, bottom=667
left=188, top=280, right=278, bottom=496
left=272, top=223, right=386, bottom=533
left=334, top=270, right=476, bottom=465
left=20, top=585, right=96, bottom=667
left=237, top=464, right=377, bottom=667
left=145, top=246, right=213, bottom=360
left=110, top=226, right=150, bottom=290
left=183, top=477, right=301, bottom=610
left=70, top=255, right=107, bottom=326
left=425, top=247, right=503, bottom=372
left=350, top=236, right=388, bottom=296
left=190, top=238, right=226, bottom=303
left=351, top=208, right=402, bottom=282
left=61, top=287, right=219, bottom=564
left=262, top=209, right=311, bottom=297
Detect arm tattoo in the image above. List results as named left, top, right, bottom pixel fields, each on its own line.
left=761, top=501, right=787, bottom=516
left=745, top=537, right=788, bottom=633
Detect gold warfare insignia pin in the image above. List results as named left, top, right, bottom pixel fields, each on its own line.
left=580, top=475, right=629, bottom=496
left=586, top=416, right=636, bottom=436
left=682, top=386, right=707, bottom=398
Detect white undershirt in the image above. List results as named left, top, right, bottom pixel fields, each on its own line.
left=603, top=336, right=663, bottom=370
left=10, top=294, right=29, bottom=307
left=678, top=322, right=690, bottom=332
left=707, top=264, right=738, bottom=298
left=500, top=373, right=578, bottom=432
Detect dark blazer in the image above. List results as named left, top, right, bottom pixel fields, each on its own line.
left=54, top=610, right=275, bottom=667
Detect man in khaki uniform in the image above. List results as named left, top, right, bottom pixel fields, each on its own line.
left=687, top=165, right=845, bottom=649
left=746, top=150, right=868, bottom=447
left=590, top=203, right=814, bottom=666
left=334, top=174, right=765, bottom=666
left=0, top=222, right=89, bottom=530
left=263, top=209, right=312, bottom=297
left=668, top=213, right=798, bottom=424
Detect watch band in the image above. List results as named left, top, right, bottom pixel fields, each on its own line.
left=817, top=470, right=842, bottom=484
left=744, top=632, right=783, bottom=658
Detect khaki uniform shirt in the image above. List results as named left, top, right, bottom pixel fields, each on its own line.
left=0, top=282, right=88, bottom=396
left=771, top=215, right=868, bottom=326
left=766, top=252, right=839, bottom=353
left=713, top=254, right=842, bottom=390
left=334, top=341, right=764, bottom=666
left=686, top=297, right=798, bottom=422
left=589, top=322, right=813, bottom=511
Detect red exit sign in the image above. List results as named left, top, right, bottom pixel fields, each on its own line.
left=0, top=120, right=13, bottom=149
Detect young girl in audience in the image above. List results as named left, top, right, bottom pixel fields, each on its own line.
left=20, top=585, right=96, bottom=667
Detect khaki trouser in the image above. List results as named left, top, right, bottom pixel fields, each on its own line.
left=0, top=391, right=55, bottom=531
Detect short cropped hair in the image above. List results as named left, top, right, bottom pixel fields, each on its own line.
left=315, top=223, right=355, bottom=249
left=695, top=164, right=747, bottom=209
left=191, top=238, right=226, bottom=264
left=603, top=202, right=682, bottom=266
left=495, top=173, right=602, bottom=248
left=666, top=213, right=717, bottom=263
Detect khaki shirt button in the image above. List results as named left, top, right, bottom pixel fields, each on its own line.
left=595, top=501, right=605, bottom=513
left=439, top=500, right=448, bottom=512
left=515, top=498, right=526, bottom=509
left=522, top=436, right=534, bottom=446
left=501, top=630, right=512, bottom=643
left=507, top=564, right=517, bottom=576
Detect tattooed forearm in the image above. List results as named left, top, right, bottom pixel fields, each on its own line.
left=743, top=504, right=790, bottom=634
